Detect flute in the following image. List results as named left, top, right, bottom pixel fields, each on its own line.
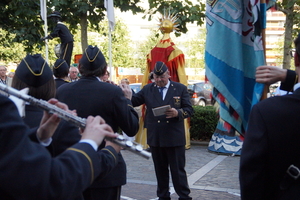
left=0, top=83, right=151, bottom=159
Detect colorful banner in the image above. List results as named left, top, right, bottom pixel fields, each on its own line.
left=205, top=0, right=272, bottom=154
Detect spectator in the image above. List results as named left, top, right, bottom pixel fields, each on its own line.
left=0, top=65, right=12, bottom=87
left=101, top=70, right=110, bottom=82
left=68, top=66, right=79, bottom=82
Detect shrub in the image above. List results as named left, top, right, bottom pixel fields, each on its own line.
left=190, top=106, right=219, bottom=141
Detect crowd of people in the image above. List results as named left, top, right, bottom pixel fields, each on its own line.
left=4, top=8, right=300, bottom=200
left=0, top=42, right=193, bottom=199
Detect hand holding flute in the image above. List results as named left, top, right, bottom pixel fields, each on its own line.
left=0, top=83, right=151, bottom=159
left=35, top=98, right=121, bottom=153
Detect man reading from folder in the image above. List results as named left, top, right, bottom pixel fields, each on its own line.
left=131, top=61, right=194, bottom=200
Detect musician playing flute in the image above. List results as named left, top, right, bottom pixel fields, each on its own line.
left=56, top=45, right=139, bottom=200
left=3, top=53, right=122, bottom=199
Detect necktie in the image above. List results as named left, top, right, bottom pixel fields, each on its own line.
left=159, top=87, right=165, bottom=99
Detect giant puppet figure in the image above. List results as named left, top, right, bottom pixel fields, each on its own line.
left=135, top=10, right=191, bottom=149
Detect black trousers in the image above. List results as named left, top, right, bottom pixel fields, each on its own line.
left=82, top=186, right=121, bottom=200
left=60, top=41, right=73, bottom=67
left=151, top=146, right=192, bottom=200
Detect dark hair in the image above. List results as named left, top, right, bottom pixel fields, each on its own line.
left=78, top=62, right=107, bottom=77
left=148, top=72, right=154, bottom=80
left=11, top=75, right=56, bottom=101
left=294, top=33, right=300, bottom=57
left=53, top=67, right=69, bottom=78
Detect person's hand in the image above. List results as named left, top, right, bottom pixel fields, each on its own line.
left=165, top=108, right=178, bottom=118
left=105, top=140, right=121, bottom=153
left=256, top=65, right=287, bottom=85
left=105, top=80, right=117, bottom=85
left=37, top=98, right=72, bottom=142
left=119, top=83, right=132, bottom=100
left=81, top=116, right=118, bottom=146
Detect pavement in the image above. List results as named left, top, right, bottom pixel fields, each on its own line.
left=120, top=142, right=241, bottom=200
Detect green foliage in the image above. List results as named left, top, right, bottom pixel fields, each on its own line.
left=0, top=0, right=206, bottom=54
left=275, top=0, right=300, bottom=69
left=0, top=29, right=26, bottom=63
left=179, top=26, right=206, bottom=69
left=86, top=18, right=134, bottom=68
left=190, top=106, right=218, bottom=141
left=0, top=0, right=45, bottom=53
left=131, top=29, right=161, bottom=73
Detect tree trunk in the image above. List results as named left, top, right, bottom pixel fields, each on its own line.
left=282, top=8, right=294, bottom=69
left=80, top=13, right=88, bottom=53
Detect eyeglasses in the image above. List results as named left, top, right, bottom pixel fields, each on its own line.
left=70, top=71, right=78, bottom=73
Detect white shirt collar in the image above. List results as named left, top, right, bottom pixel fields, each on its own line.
left=293, top=82, right=300, bottom=91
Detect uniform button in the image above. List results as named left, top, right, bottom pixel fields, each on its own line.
left=167, top=121, right=169, bottom=123
left=158, top=120, right=160, bottom=123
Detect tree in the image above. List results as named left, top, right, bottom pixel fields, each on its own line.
left=96, top=18, right=134, bottom=68
left=48, top=0, right=144, bottom=52
left=180, top=26, right=206, bottom=70
left=131, top=29, right=160, bottom=73
left=0, top=0, right=206, bottom=54
left=275, top=0, right=300, bottom=69
left=0, top=29, right=26, bottom=64
left=0, top=0, right=44, bottom=52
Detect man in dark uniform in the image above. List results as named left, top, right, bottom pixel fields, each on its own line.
left=42, top=11, right=74, bottom=66
left=239, top=33, right=300, bottom=200
left=0, top=93, right=121, bottom=199
left=131, top=61, right=193, bottom=200
left=56, top=45, right=139, bottom=200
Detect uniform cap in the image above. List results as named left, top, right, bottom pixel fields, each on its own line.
left=15, top=54, right=53, bottom=87
left=53, top=59, right=69, bottom=73
left=153, top=61, right=168, bottom=76
left=48, top=11, right=61, bottom=18
left=80, top=45, right=107, bottom=70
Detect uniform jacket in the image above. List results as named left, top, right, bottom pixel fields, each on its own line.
left=47, top=22, right=74, bottom=44
left=240, top=88, right=300, bottom=199
left=280, top=69, right=297, bottom=92
left=55, top=78, right=70, bottom=89
left=0, top=94, right=118, bottom=200
left=131, top=81, right=193, bottom=147
left=56, top=76, right=139, bottom=188
left=23, top=105, right=81, bottom=157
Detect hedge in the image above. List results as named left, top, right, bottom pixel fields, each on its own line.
left=190, top=106, right=219, bottom=141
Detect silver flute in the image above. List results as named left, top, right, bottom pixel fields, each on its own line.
left=0, top=83, right=151, bottom=159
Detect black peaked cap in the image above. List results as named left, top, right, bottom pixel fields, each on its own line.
left=153, top=61, right=168, bottom=76
left=15, top=54, right=53, bottom=87
left=80, top=45, right=107, bottom=70
left=53, top=59, right=69, bottom=73
left=48, top=11, right=61, bottom=18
